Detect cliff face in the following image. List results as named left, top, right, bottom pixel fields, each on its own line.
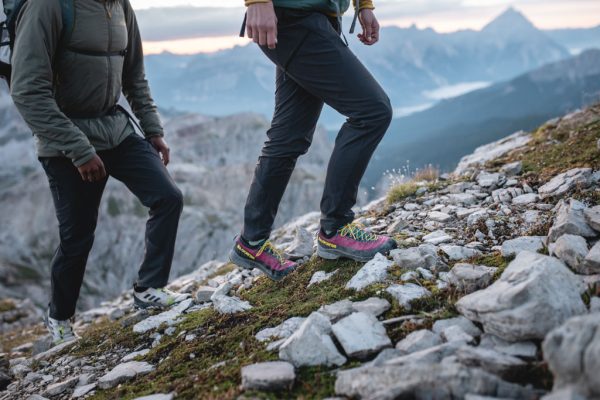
left=1, top=103, right=599, bottom=400
left=0, top=85, right=332, bottom=310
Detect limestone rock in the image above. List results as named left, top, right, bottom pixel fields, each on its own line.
left=548, top=200, right=596, bottom=242
left=43, top=376, right=78, bottom=397
left=386, top=284, right=431, bottom=310
left=584, top=205, right=600, bottom=231
left=256, top=317, right=306, bottom=343
left=285, top=227, right=314, bottom=260
left=500, top=236, right=546, bottom=257
left=391, top=244, right=446, bottom=272
left=319, top=300, right=354, bottom=323
left=132, top=299, right=193, bottom=333
left=479, top=334, right=538, bottom=359
left=512, top=193, right=539, bottom=206
left=195, top=286, right=217, bottom=303
left=212, top=295, right=252, bottom=314
left=345, top=253, right=392, bottom=291
left=279, top=312, right=347, bottom=367
left=422, top=230, right=453, bottom=245
left=543, top=312, right=600, bottom=398
left=477, top=172, right=504, bottom=188
left=440, top=245, right=482, bottom=261
left=332, top=312, right=392, bottom=359
left=456, top=251, right=587, bottom=341
left=308, top=270, right=338, bottom=287
left=432, top=316, right=482, bottom=338
left=552, top=234, right=589, bottom=272
left=501, top=161, right=523, bottom=176
left=440, top=325, right=475, bottom=343
left=583, top=241, right=600, bottom=274
left=132, top=394, right=174, bottom=400
left=352, top=297, right=391, bottom=317
left=335, top=359, right=535, bottom=400
left=72, top=383, right=97, bottom=398
left=455, top=346, right=526, bottom=377
left=538, top=168, right=592, bottom=199
left=446, top=263, right=497, bottom=293
left=241, top=361, right=295, bottom=391
left=428, top=211, right=452, bottom=223
left=395, top=330, right=442, bottom=354
left=98, top=361, right=154, bottom=389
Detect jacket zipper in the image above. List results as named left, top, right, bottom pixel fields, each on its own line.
left=102, top=0, right=113, bottom=114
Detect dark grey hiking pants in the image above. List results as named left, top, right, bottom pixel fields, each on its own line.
left=40, top=133, right=183, bottom=320
left=242, top=8, right=393, bottom=242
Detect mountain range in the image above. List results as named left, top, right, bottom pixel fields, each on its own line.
left=143, top=8, right=575, bottom=123
left=363, top=48, right=600, bottom=189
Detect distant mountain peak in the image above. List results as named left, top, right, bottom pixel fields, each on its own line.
left=483, top=7, right=539, bottom=35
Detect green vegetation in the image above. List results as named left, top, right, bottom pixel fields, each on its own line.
left=386, top=182, right=419, bottom=204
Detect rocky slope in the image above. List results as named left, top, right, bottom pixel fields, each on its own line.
left=1, top=104, right=600, bottom=400
left=0, top=83, right=332, bottom=311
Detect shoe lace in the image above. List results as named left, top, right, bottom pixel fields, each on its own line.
left=339, top=223, right=378, bottom=242
left=256, top=241, right=286, bottom=265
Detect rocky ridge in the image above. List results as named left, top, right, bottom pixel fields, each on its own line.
left=1, top=105, right=600, bottom=399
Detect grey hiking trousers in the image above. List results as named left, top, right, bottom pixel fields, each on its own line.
left=242, top=8, right=393, bottom=241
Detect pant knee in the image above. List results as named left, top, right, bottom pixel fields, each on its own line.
left=163, top=187, right=184, bottom=212
left=60, top=233, right=95, bottom=257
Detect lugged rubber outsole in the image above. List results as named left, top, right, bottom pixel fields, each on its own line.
left=228, top=248, right=291, bottom=282
left=316, top=240, right=398, bottom=263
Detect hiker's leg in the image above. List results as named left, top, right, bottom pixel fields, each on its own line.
left=102, top=133, right=183, bottom=288
left=280, top=14, right=393, bottom=232
left=40, top=157, right=107, bottom=320
left=242, top=66, right=324, bottom=241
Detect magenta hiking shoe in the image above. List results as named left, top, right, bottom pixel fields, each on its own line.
left=317, top=223, right=397, bottom=262
left=229, top=236, right=297, bottom=281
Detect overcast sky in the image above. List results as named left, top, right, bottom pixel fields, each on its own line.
left=130, top=0, right=600, bottom=54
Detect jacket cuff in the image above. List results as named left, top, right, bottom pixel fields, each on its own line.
left=245, top=0, right=270, bottom=6
left=358, top=0, right=375, bottom=10
left=145, top=131, right=165, bottom=139
left=72, top=148, right=96, bottom=168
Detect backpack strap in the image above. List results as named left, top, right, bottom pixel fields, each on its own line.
left=57, top=0, right=76, bottom=49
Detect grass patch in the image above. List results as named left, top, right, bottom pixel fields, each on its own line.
left=0, top=299, right=16, bottom=313
left=413, top=166, right=440, bottom=182
left=387, top=182, right=419, bottom=204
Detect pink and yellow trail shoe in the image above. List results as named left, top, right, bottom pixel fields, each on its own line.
left=317, top=223, right=397, bottom=262
left=229, top=236, right=297, bottom=281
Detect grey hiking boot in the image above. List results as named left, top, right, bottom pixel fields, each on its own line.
left=44, top=310, right=80, bottom=346
left=133, top=287, right=191, bottom=309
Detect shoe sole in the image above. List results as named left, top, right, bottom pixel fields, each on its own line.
left=133, top=296, right=190, bottom=310
left=317, top=241, right=397, bottom=263
left=229, top=249, right=290, bottom=282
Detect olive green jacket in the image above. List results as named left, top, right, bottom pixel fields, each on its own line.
left=10, top=0, right=163, bottom=167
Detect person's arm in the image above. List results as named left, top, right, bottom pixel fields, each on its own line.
left=244, top=0, right=277, bottom=49
left=355, top=0, right=379, bottom=45
left=121, top=0, right=170, bottom=164
left=10, top=0, right=98, bottom=168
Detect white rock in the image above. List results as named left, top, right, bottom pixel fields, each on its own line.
left=447, top=193, right=478, bottom=206
left=553, top=234, right=589, bottom=272
left=467, top=210, right=489, bottom=226
left=523, top=210, right=541, bottom=224
left=501, top=161, right=522, bottom=176
left=440, top=245, right=482, bottom=261
left=122, top=349, right=150, bottom=362
left=422, top=230, right=453, bottom=245
left=386, top=283, right=431, bottom=310
left=428, top=211, right=452, bottom=223
left=455, top=346, right=526, bottom=376
left=279, top=312, right=347, bottom=367
left=549, top=200, right=597, bottom=242
left=543, top=313, right=600, bottom=398
left=500, top=236, right=546, bottom=257
left=319, top=300, right=354, bottom=322
left=395, top=329, right=442, bottom=354
left=241, top=361, right=295, bottom=391
left=432, top=316, right=482, bottom=338
left=391, top=244, right=445, bottom=272
left=332, top=312, right=392, bottom=359
left=417, top=267, right=434, bottom=280
left=98, top=361, right=154, bottom=389
left=43, top=376, right=78, bottom=397
left=479, top=334, right=538, bottom=359
left=584, top=205, right=600, bottom=232
left=512, top=193, right=539, bottom=205
left=212, top=295, right=252, bottom=314
left=352, top=297, right=391, bottom=317
left=590, top=297, right=600, bottom=313
left=345, top=253, right=392, bottom=291
left=538, top=168, right=592, bottom=199
left=133, top=299, right=193, bottom=333
left=440, top=325, right=475, bottom=343
left=71, top=383, right=97, bottom=398
left=456, top=251, right=587, bottom=341
left=285, top=227, right=314, bottom=260
left=256, top=317, right=306, bottom=343
left=446, top=263, right=497, bottom=293
left=195, top=286, right=217, bottom=303
left=132, top=394, right=174, bottom=400
left=477, top=172, right=504, bottom=188
left=308, top=269, right=338, bottom=287
left=583, top=241, right=600, bottom=274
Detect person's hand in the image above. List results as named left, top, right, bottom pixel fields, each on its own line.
left=77, top=154, right=106, bottom=182
left=358, top=9, right=380, bottom=45
left=247, top=1, right=278, bottom=49
left=149, top=136, right=171, bottom=166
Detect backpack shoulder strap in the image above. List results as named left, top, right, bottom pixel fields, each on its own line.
left=57, top=0, right=75, bottom=49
